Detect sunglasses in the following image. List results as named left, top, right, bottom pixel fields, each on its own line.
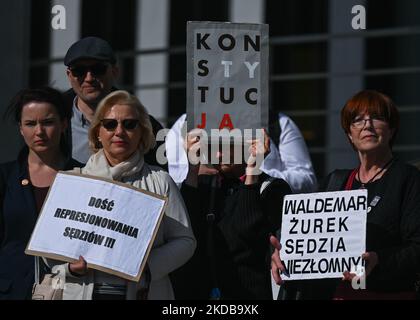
left=69, top=63, right=108, bottom=78
left=100, top=119, right=140, bottom=131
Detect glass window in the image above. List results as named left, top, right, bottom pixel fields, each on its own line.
left=81, top=0, right=136, bottom=86
left=367, top=0, right=420, bottom=29
left=168, top=0, right=228, bottom=120
left=29, top=0, right=51, bottom=86
left=266, top=0, right=328, bottom=36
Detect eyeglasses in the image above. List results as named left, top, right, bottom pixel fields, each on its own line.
left=351, top=117, right=387, bottom=129
left=100, top=119, right=140, bottom=131
left=69, top=63, right=108, bottom=78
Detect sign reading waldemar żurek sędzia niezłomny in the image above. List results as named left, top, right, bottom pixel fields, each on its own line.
left=25, top=172, right=167, bottom=282
left=186, top=21, right=269, bottom=139
left=280, top=189, right=367, bottom=280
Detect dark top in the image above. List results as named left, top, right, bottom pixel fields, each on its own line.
left=0, top=147, right=82, bottom=299
left=63, top=88, right=167, bottom=170
left=171, top=174, right=291, bottom=300
left=280, top=159, right=420, bottom=299
left=33, top=187, right=49, bottom=213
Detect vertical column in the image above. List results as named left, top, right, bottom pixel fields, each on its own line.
left=229, top=0, right=264, bottom=23
left=135, top=0, right=169, bottom=126
left=49, top=0, right=81, bottom=90
left=395, top=1, right=420, bottom=102
left=326, top=0, right=365, bottom=173
left=0, top=0, right=31, bottom=162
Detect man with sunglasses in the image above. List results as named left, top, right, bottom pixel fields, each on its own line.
left=63, top=37, right=165, bottom=168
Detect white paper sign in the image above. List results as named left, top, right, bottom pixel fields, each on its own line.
left=280, top=189, right=367, bottom=280
left=26, top=172, right=167, bottom=282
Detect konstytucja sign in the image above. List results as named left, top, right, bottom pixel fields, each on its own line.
left=187, top=21, right=269, bottom=139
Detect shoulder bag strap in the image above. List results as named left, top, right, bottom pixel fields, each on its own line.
left=34, top=256, right=40, bottom=285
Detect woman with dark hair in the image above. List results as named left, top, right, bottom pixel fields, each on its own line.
left=0, top=87, right=81, bottom=299
left=271, top=90, right=420, bottom=299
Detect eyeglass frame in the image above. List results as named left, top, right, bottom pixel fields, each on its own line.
left=68, top=62, right=110, bottom=78
left=100, top=118, right=141, bottom=131
left=351, top=116, right=388, bottom=129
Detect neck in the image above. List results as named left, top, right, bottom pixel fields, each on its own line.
left=357, top=148, right=393, bottom=185
left=76, top=97, right=96, bottom=122
left=28, top=148, right=65, bottom=170
left=358, top=148, right=393, bottom=172
left=103, top=150, right=137, bottom=167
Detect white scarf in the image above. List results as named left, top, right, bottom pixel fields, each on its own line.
left=83, top=149, right=144, bottom=181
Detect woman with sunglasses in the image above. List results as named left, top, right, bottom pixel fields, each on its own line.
left=271, top=90, right=420, bottom=299
left=0, top=87, right=81, bottom=299
left=47, top=90, right=196, bottom=300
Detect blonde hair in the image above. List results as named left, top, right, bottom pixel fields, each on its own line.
left=88, top=90, right=156, bottom=154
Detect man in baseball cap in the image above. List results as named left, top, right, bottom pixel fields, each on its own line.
left=64, top=36, right=117, bottom=66
left=63, top=36, right=165, bottom=168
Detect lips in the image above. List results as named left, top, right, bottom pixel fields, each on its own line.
left=82, top=85, right=100, bottom=92
left=362, top=135, right=377, bottom=140
left=112, top=141, right=128, bottom=145
left=34, top=140, right=47, bottom=144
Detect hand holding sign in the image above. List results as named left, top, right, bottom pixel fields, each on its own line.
left=270, top=235, right=286, bottom=285
left=69, top=255, right=87, bottom=276
left=342, top=251, right=378, bottom=281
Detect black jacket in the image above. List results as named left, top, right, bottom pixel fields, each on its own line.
left=171, top=174, right=291, bottom=300
left=280, top=159, right=420, bottom=299
left=0, top=148, right=82, bottom=299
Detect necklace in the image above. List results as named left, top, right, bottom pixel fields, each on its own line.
left=357, top=158, right=394, bottom=188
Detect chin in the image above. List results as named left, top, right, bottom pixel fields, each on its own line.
left=31, top=145, right=51, bottom=152
left=84, top=92, right=103, bottom=102
left=110, top=149, right=136, bottom=160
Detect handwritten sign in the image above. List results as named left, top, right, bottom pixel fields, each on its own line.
left=280, top=190, right=367, bottom=280
left=26, top=172, right=167, bottom=282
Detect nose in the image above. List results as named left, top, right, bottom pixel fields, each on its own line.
left=114, top=123, right=125, bottom=135
left=363, top=119, right=374, bottom=129
left=34, top=123, right=45, bottom=135
left=84, top=71, right=95, bottom=81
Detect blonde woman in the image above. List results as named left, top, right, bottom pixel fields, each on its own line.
left=49, top=90, right=196, bottom=300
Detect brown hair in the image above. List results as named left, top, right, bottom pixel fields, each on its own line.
left=341, top=90, right=400, bottom=147
left=88, top=90, right=156, bottom=154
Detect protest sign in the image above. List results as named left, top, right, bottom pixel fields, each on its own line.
left=186, top=21, right=268, bottom=141
left=280, top=189, right=367, bottom=280
left=26, top=172, right=167, bottom=282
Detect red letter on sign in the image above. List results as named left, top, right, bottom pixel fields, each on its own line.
left=219, top=114, right=234, bottom=130
left=197, top=112, right=206, bottom=129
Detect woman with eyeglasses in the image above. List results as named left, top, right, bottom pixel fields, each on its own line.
left=271, top=90, right=420, bottom=299
left=0, top=87, right=82, bottom=299
left=47, top=90, right=196, bottom=300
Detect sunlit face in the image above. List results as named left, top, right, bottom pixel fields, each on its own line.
left=348, top=113, right=394, bottom=153
left=98, top=104, right=142, bottom=166
left=66, top=59, right=119, bottom=107
left=19, top=102, right=67, bottom=154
